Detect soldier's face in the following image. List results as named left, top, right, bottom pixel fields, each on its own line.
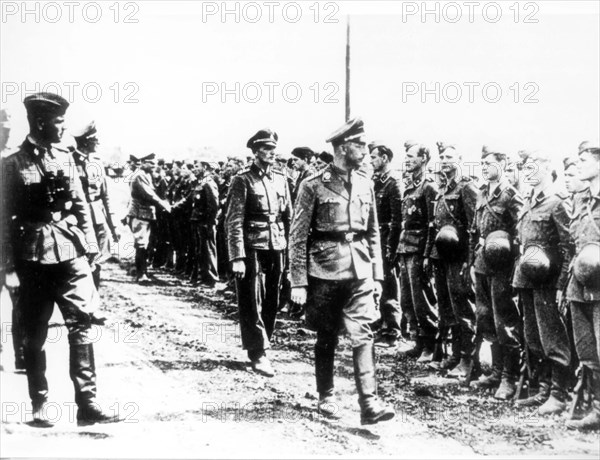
left=40, top=115, right=65, bottom=144
left=344, top=141, right=367, bottom=169
left=564, top=165, right=586, bottom=193
left=439, top=148, right=460, bottom=174
left=404, top=147, right=424, bottom=173
left=578, top=150, right=600, bottom=182
left=292, top=156, right=307, bottom=171
left=482, top=156, right=503, bottom=181
left=522, top=159, right=549, bottom=187
left=255, top=145, right=276, bottom=166
left=369, top=150, right=385, bottom=172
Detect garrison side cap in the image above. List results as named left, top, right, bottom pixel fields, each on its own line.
left=326, top=117, right=365, bottom=145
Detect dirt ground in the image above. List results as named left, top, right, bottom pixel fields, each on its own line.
left=1, top=179, right=599, bottom=459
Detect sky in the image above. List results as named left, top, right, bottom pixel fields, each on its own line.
left=1, top=0, right=599, bottom=166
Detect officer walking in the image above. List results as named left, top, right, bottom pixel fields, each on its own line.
left=0, top=93, right=121, bottom=426
left=289, top=117, right=395, bottom=425
left=368, top=143, right=403, bottom=348
left=290, top=147, right=316, bottom=203
left=396, top=142, right=439, bottom=362
left=470, top=145, right=524, bottom=400
left=429, top=143, right=478, bottom=377
left=71, top=121, right=120, bottom=289
left=225, top=129, right=292, bottom=377
left=512, top=150, right=572, bottom=414
left=565, top=141, right=600, bottom=430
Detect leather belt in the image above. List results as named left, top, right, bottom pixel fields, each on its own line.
left=312, top=230, right=366, bottom=243
left=247, top=214, right=281, bottom=224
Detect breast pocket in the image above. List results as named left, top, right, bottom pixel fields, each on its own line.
left=529, top=213, right=553, bottom=238
left=318, top=197, right=343, bottom=224
left=354, top=193, right=372, bottom=224
left=248, top=192, right=268, bottom=213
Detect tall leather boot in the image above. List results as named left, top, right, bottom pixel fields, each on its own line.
left=448, top=326, right=475, bottom=378
left=539, top=363, right=570, bottom=415
left=476, top=342, right=502, bottom=389
left=515, top=358, right=550, bottom=407
left=315, top=342, right=340, bottom=419
left=24, top=347, right=52, bottom=427
left=353, top=343, right=395, bottom=425
left=70, top=344, right=121, bottom=426
left=494, top=346, right=520, bottom=400
left=91, top=264, right=101, bottom=290
left=12, top=305, right=25, bottom=371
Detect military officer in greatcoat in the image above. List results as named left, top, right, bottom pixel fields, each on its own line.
left=0, top=93, right=121, bottom=426
left=289, top=117, right=395, bottom=425
left=470, top=145, right=524, bottom=400
left=225, top=129, right=292, bottom=377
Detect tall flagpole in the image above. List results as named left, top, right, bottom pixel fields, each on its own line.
left=345, top=16, right=351, bottom=122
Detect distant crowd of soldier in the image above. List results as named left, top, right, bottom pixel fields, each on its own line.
left=1, top=94, right=599, bottom=430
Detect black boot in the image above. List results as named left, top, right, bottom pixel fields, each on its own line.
left=92, top=264, right=101, bottom=290
left=12, top=306, right=25, bottom=371
left=476, top=342, right=502, bottom=389
left=495, top=346, right=520, bottom=400
left=353, top=343, right=395, bottom=425
left=315, top=341, right=340, bottom=419
left=402, top=337, right=424, bottom=358
left=24, top=347, right=53, bottom=427
left=70, top=344, right=121, bottom=426
left=136, top=248, right=149, bottom=282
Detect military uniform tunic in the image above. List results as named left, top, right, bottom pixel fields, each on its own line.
left=395, top=171, right=438, bottom=340
left=470, top=178, right=523, bottom=355
left=431, top=175, right=478, bottom=355
left=289, top=164, right=382, bottom=347
left=372, top=169, right=403, bottom=339
left=513, top=185, right=572, bottom=392
left=225, top=163, right=291, bottom=356
left=567, top=186, right=600, bottom=396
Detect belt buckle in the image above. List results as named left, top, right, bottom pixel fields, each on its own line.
left=268, top=215, right=276, bottom=223
left=345, top=232, right=355, bottom=243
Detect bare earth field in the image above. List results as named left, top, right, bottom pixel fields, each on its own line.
left=1, top=179, right=598, bottom=458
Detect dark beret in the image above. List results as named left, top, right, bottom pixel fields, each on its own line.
left=24, top=92, right=69, bottom=117
left=291, top=147, right=314, bottom=161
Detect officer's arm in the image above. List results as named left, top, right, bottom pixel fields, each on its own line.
left=205, top=181, right=220, bottom=222
left=100, top=174, right=118, bottom=234
left=553, top=198, right=574, bottom=290
left=225, top=175, right=247, bottom=261
left=289, top=179, right=316, bottom=287
left=468, top=190, right=482, bottom=265
left=507, top=188, right=524, bottom=241
left=68, top=156, right=99, bottom=252
left=387, top=177, right=403, bottom=259
left=134, top=173, right=167, bottom=208
left=423, top=180, right=439, bottom=258
left=462, top=181, right=478, bottom=231
left=367, top=185, right=384, bottom=282
left=282, top=178, right=293, bottom=239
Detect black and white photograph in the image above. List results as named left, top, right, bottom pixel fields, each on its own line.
left=0, top=1, right=599, bottom=458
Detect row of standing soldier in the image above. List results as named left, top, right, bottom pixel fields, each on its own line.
left=2, top=94, right=599, bottom=430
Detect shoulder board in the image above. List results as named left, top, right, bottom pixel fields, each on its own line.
left=273, top=169, right=285, bottom=176
left=460, top=176, right=472, bottom=182
left=479, top=182, right=487, bottom=190
left=237, top=167, right=251, bottom=176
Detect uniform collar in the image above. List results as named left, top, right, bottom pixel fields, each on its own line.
left=374, top=168, right=391, bottom=183
left=483, top=177, right=508, bottom=198
left=405, top=169, right=424, bottom=189
left=251, top=162, right=273, bottom=179
left=25, top=135, right=56, bottom=160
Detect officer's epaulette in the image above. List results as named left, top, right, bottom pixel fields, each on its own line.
left=272, top=168, right=285, bottom=176
left=236, top=166, right=251, bottom=176
left=460, top=176, right=472, bottom=182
